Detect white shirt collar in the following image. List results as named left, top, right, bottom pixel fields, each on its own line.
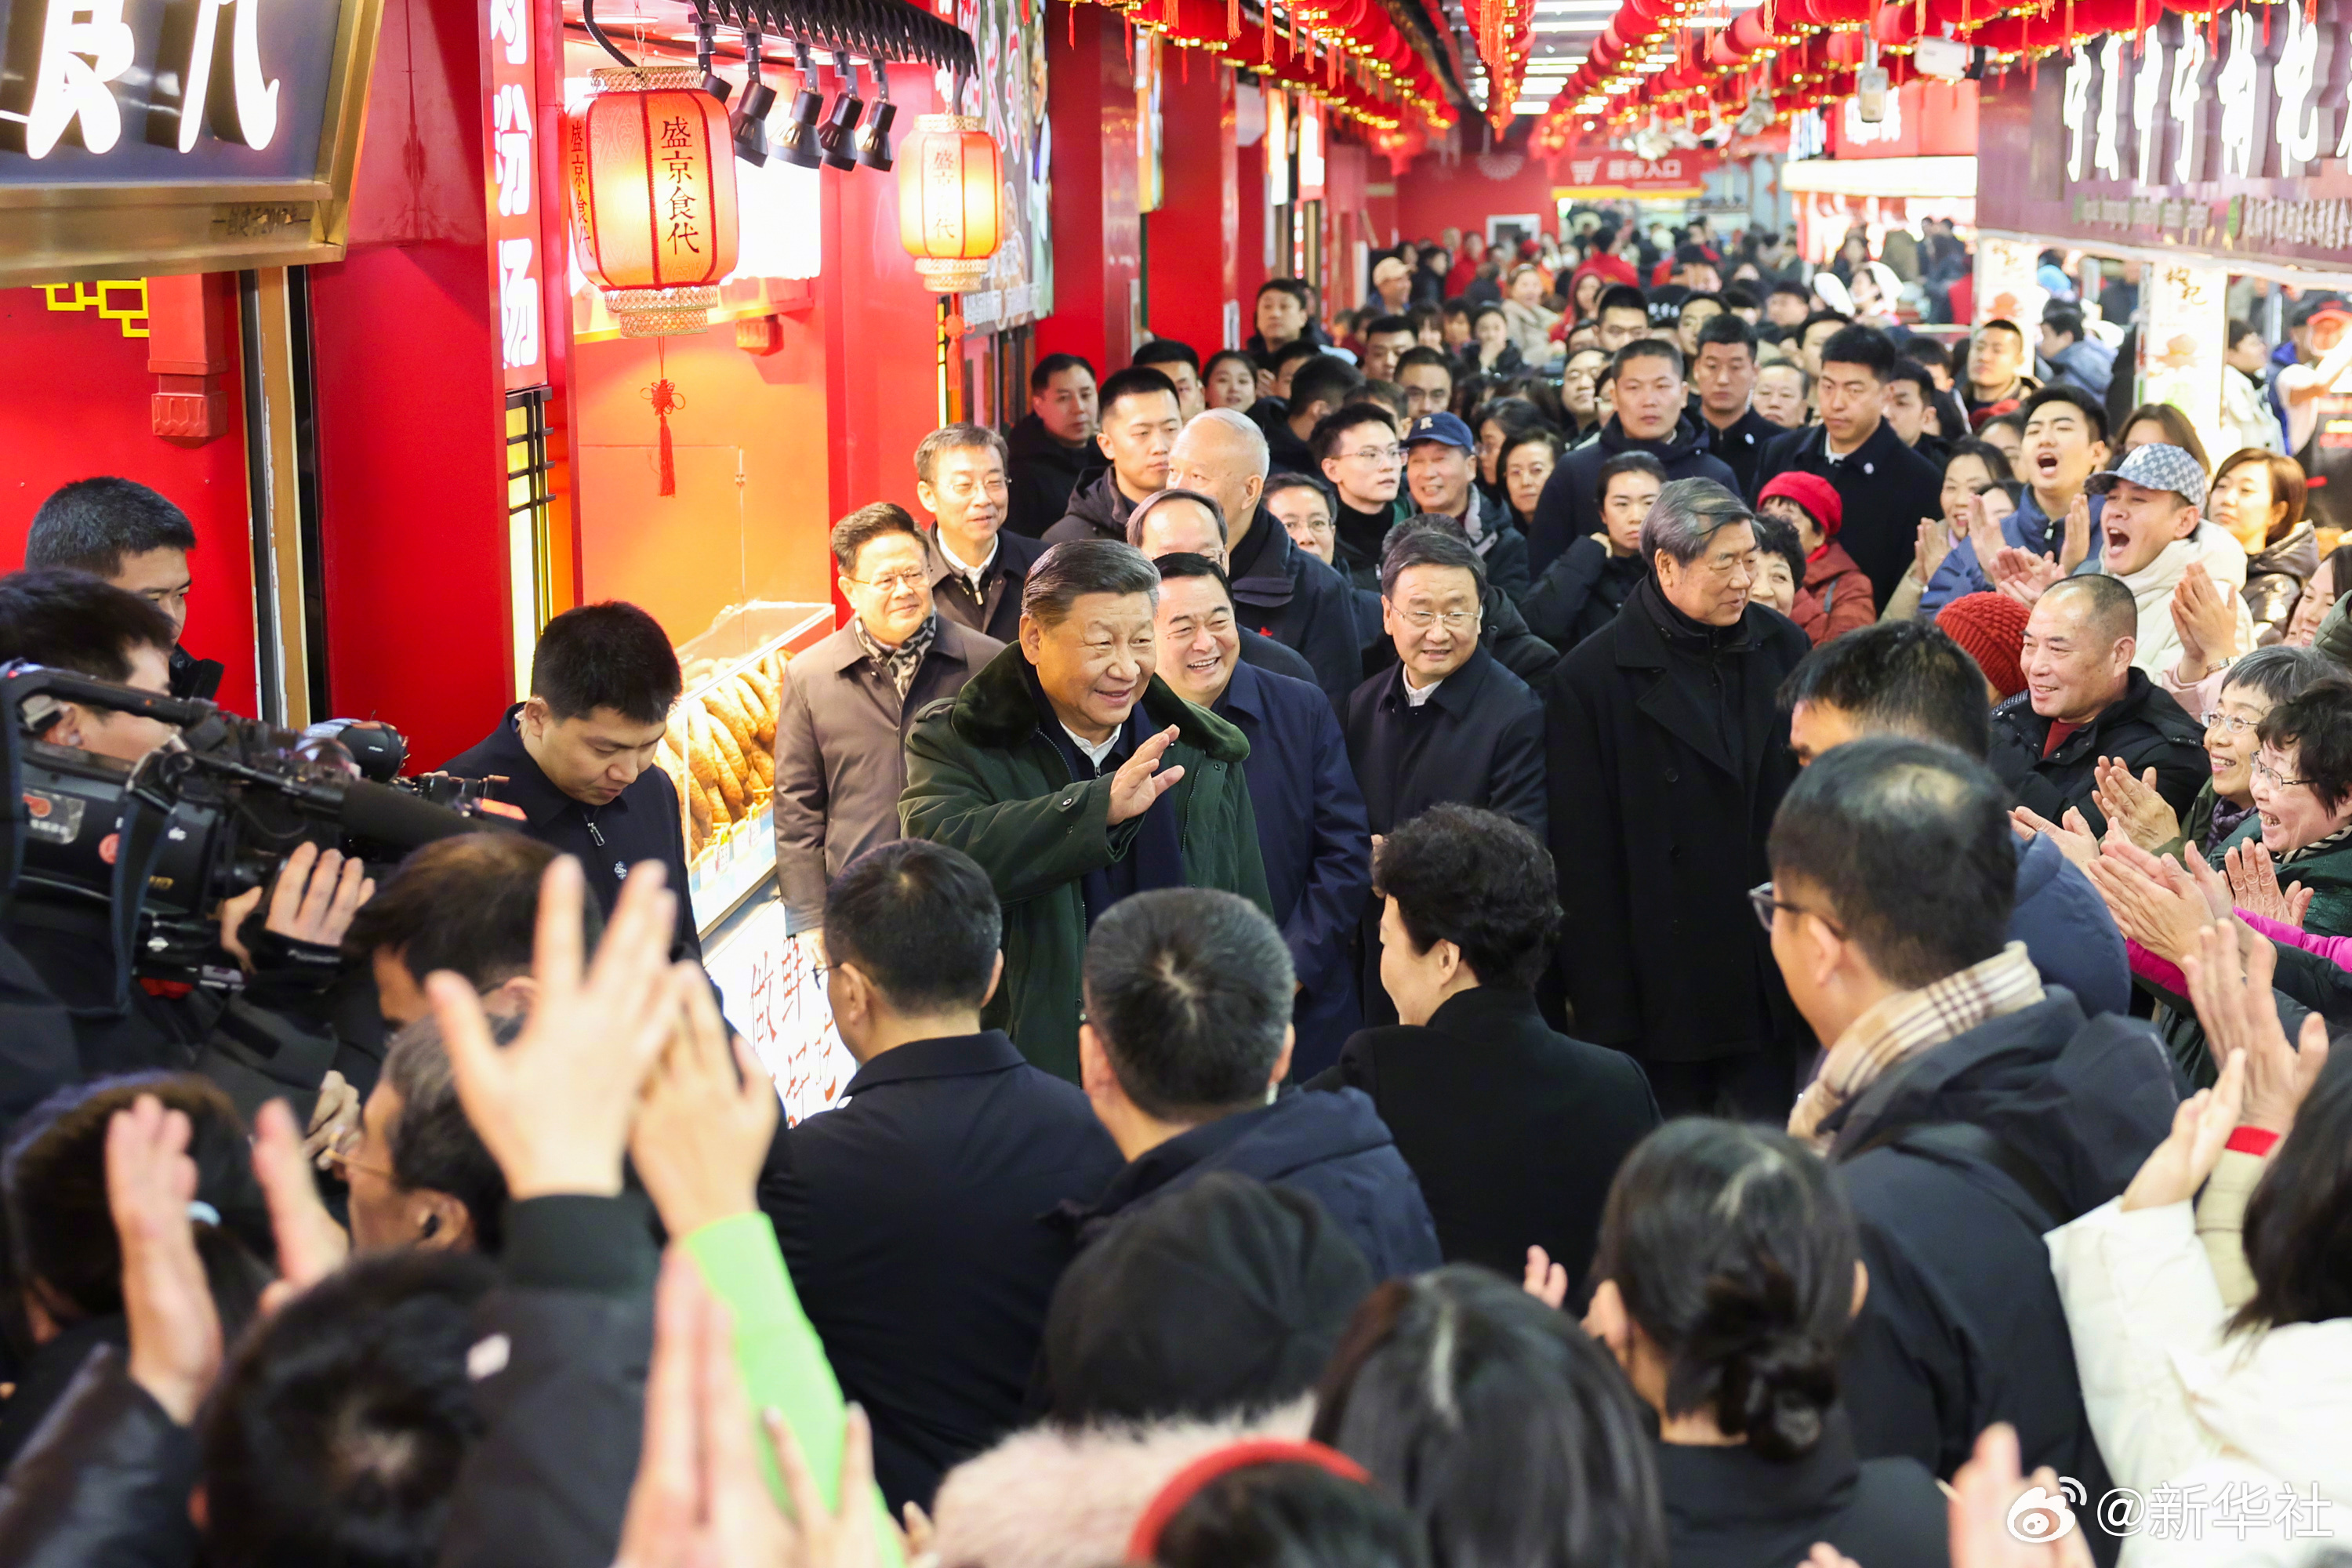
left=936, top=528, right=998, bottom=585
left=1402, top=671, right=1445, bottom=708
left=1062, top=724, right=1119, bottom=768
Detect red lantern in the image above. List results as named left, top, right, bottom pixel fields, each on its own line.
left=564, top=67, right=741, bottom=338
left=895, top=115, right=1002, bottom=293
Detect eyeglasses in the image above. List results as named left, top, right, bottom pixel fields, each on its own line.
left=1397, top=608, right=1480, bottom=631
left=2208, top=713, right=2259, bottom=737
left=1345, top=445, right=1406, bottom=464
left=1748, top=880, right=1844, bottom=936
left=848, top=570, right=929, bottom=592
left=2252, top=757, right=2314, bottom=790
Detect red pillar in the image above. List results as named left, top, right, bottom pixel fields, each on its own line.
left=1233, top=89, right=1268, bottom=328
left=1036, top=3, right=1140, bottom=372
left=1143, top=58, right=1236, bottom=356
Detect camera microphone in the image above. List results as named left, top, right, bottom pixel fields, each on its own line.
left=337, top=779, right=504, bottom=852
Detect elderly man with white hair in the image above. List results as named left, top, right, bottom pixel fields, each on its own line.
left=1166, top=408, right=1367, bottom=702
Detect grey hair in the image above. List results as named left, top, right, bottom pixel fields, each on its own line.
left=1022, top=539, right=1163, bottom=626
left=1639, top=477, right=1755, bottom=568
left=1127, top=487, right=1229, bottom=551
left=2223, top=644, right=2332, bottom=706
left=1379, top=514, right=1488, bottom=600
left=1186, top=407, right=1271, bottom=480
left=382, top=1011, right=524, bottom=1250
left=912, top=423, right=1010, bottom=486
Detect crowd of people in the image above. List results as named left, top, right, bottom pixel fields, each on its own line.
left=3, top=208, right=2352, bottom=1568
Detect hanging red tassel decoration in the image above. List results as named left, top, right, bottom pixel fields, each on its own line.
left=1229, top=0, right=1239, bottom=37
left=644, top=376, right=683, bottom=497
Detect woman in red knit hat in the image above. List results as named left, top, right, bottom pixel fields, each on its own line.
left=1935, top=590, right=2032, bottom=701
left=1758, top=472, right=1875, bottom=646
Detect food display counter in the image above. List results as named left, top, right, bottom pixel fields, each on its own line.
left=655, top=598, right=858, bottom=1122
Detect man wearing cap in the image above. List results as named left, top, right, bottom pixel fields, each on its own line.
left=2074, top=441, right=2253, bottom=679
left=1403, top=412, right=1530, bottom=603
left=1528, top=338, right=1741, bottom=579
left=1370, top=256, right=1414, bottom=316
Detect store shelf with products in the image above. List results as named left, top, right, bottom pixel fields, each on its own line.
left=656, top=601, right=836, bottom=936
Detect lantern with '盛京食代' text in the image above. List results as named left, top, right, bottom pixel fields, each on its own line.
left=895, top=114, right=1001, bottom=292
left=566, top=66, right=742, bottom=337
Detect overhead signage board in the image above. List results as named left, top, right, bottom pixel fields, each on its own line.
left=1976, top=1, right=2352, bottom=272
left=0, top=0, right=384, bottom=283
left=1553, top=147, right=1719, bottom=197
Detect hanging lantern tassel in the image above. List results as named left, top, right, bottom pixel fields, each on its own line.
left=1229, top=0, right=1239, bottom=37
left=644, top=376, right=683, bottom=497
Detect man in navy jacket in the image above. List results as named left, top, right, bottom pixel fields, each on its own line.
left=1152, top=554, right=1373, bottom=1076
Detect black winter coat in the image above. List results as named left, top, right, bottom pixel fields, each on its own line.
left=1544, top=580, right=1812, bottom=1064
left=1520, top=535, right=1648, bottom=651
left=1752, top=419, right=1944, bottom=610
left=1987, top=671, right=2209, bottom=840
left=926, top=527, right=1049, bottom=646
left=1693, top=404, right=1787, bottom=503
left=1058, top=1086, right=1441, bottom=1281
left=1306, top=987, right=1656, bottom=1287
left=1527, top=416, right=1743, bottom=577
left=1227, top=510, right=1370, bottom=706
left=1823, top=992, right=2177, bottom=1566
left=0, top=1348, right=198, bottom=1568
left=1042, top=468, right=1136, bottom=545
left=1657, top=1413, right=1951, bottom=1568
left=1004, top=413, right=1103, bottom=540
left=1344, top=645, right=1547, bottom=841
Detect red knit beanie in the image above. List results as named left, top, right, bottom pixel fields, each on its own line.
left=1758, top=472, right=1844, bottom=539
left=1937, top=591, right=2032, bottom=700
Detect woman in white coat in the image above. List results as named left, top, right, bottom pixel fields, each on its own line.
left=2045, top=924, right=2350, bottom=1566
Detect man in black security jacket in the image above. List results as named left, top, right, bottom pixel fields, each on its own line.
left=761, top=840, right=1121, bottom=1512
left=1044, top=366, right=1182, bottom=545
left=1062, top=886, right=1440, bottom=1281
left=1690, top=312, right=1785, bottom=501
left=1004, top=354, right=1105, bottom=539
left=441, top=601, right=701, bottom=964
left=1528, top=338, right=1741, bottom=579
left=1769, top=738, right=2176, bottom=1567
left=1751, top=325, right=1945, bottom=609
left=25, top=476, right=225, bottom=701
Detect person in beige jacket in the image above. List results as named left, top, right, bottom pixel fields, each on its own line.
left=2045, top=925, right=2352, bottom=1566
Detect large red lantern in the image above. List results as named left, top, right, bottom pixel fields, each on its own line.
left=895, top=115, right=1002, bottom=293
left=565, top=67, right=741, bottom=337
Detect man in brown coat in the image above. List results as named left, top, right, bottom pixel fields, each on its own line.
left=774, top=504, right=1002, bottom=930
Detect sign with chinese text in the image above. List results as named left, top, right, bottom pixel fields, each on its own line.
left=0, top=0, right=382, bottom=281
left=483, top=0, right=543, bottom=390
left=956, top=0, right=1053, bottom=325
left=1552, top=147, right=1719, bottom=198
left=1973, top=235, right=2048, bottom=335
left=1297, top=95, right=1325, bottom=202
left=2140, top=257, right=2227, bottom=462
left=705, top=897, right=856, bottom=1127
left=1265, top=85, right=1290, bottom=206
left=1977, top=0, right=2352, bottom=270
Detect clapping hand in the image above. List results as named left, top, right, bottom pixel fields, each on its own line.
left=2056, top=491, right=2094, bottom=575
left=2009, top=804, right=2100, bottom=870
left=1950, top=1424, right=2097, bottom=1568
left=2085, top=849, right=2209, bottom=964
left=1105, top=727, right=1185, bottom=826
left=1989, top=546, right=2064, bottom=607
left=1522, top=1245, right=1568, bottom=1309
left=2169, top=564, right=2243, bottom=684
left=630, top=978, right=780, bottom=1240
left=2088, top=757, right=2180, bottom=853
left=107, top=1094, right=222, bottom=1425
left=2180, top=920, right=2331, bottom=1138
left=429, top=855, right=688, bottom=1200
left=1915, top=518, right=1954, bottom=587
left=2223, top=839, right=2312, bottom=929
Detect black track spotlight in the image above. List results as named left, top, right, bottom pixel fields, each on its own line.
left=817, top=63, right=866, bottom=171
left=729, top=31, right=772, bottom=165
left=777, top=44, right=824, bottom=168
left=694, top=10, right=730, bottom=103
left=855, top=99, right=897, bottom=172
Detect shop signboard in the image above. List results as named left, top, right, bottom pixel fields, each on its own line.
left=0, top=0, right=384, bottom=281
left=2139, top=256, right=2229, bottom=464
left=1551, top=147, right=1719, bottom=198
left=1828, top=78, right=1978, bottom=160
left=1976, top=0, right=2352, bottom=270
left=956, top=0, right=1051, bottom=326
left=705, top=897, right=856, bottom=1127
left=1973, top=234, right=2048, bottom=332
left=482, top=0, right=543, bottom=390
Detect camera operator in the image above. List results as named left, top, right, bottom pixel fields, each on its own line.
left=0, top=571, right=364, bottom=1113
left=439, top=602, right=702, bottom=964
left=24, top=476, right=224, bottom=701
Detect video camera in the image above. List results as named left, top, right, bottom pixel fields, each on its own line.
left=0, top=661, right=507, bottom=987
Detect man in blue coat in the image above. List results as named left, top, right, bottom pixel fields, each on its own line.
left=1062, top=887, right=1439, bottom=1281
left=1152, top=554, right=1372, bottom=1076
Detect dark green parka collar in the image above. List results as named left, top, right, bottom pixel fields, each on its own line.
left=945, top=643, right=1253, bottom=765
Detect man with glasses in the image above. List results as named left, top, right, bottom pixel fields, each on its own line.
left=1986, top=572, right=2206, bottom=839
left=1312, top=401, right=1411, bottom=593
left=1544, top=478, right=1814, bottom=1117
left=916, top=424, right=1047, bottom=645
left=1344, top=522, right=1545, bottom=1025
left=775, top=504, right=1004, bottom=934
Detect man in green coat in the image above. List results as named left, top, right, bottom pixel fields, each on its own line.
left=900, top=539, right=1273, bottom=1080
